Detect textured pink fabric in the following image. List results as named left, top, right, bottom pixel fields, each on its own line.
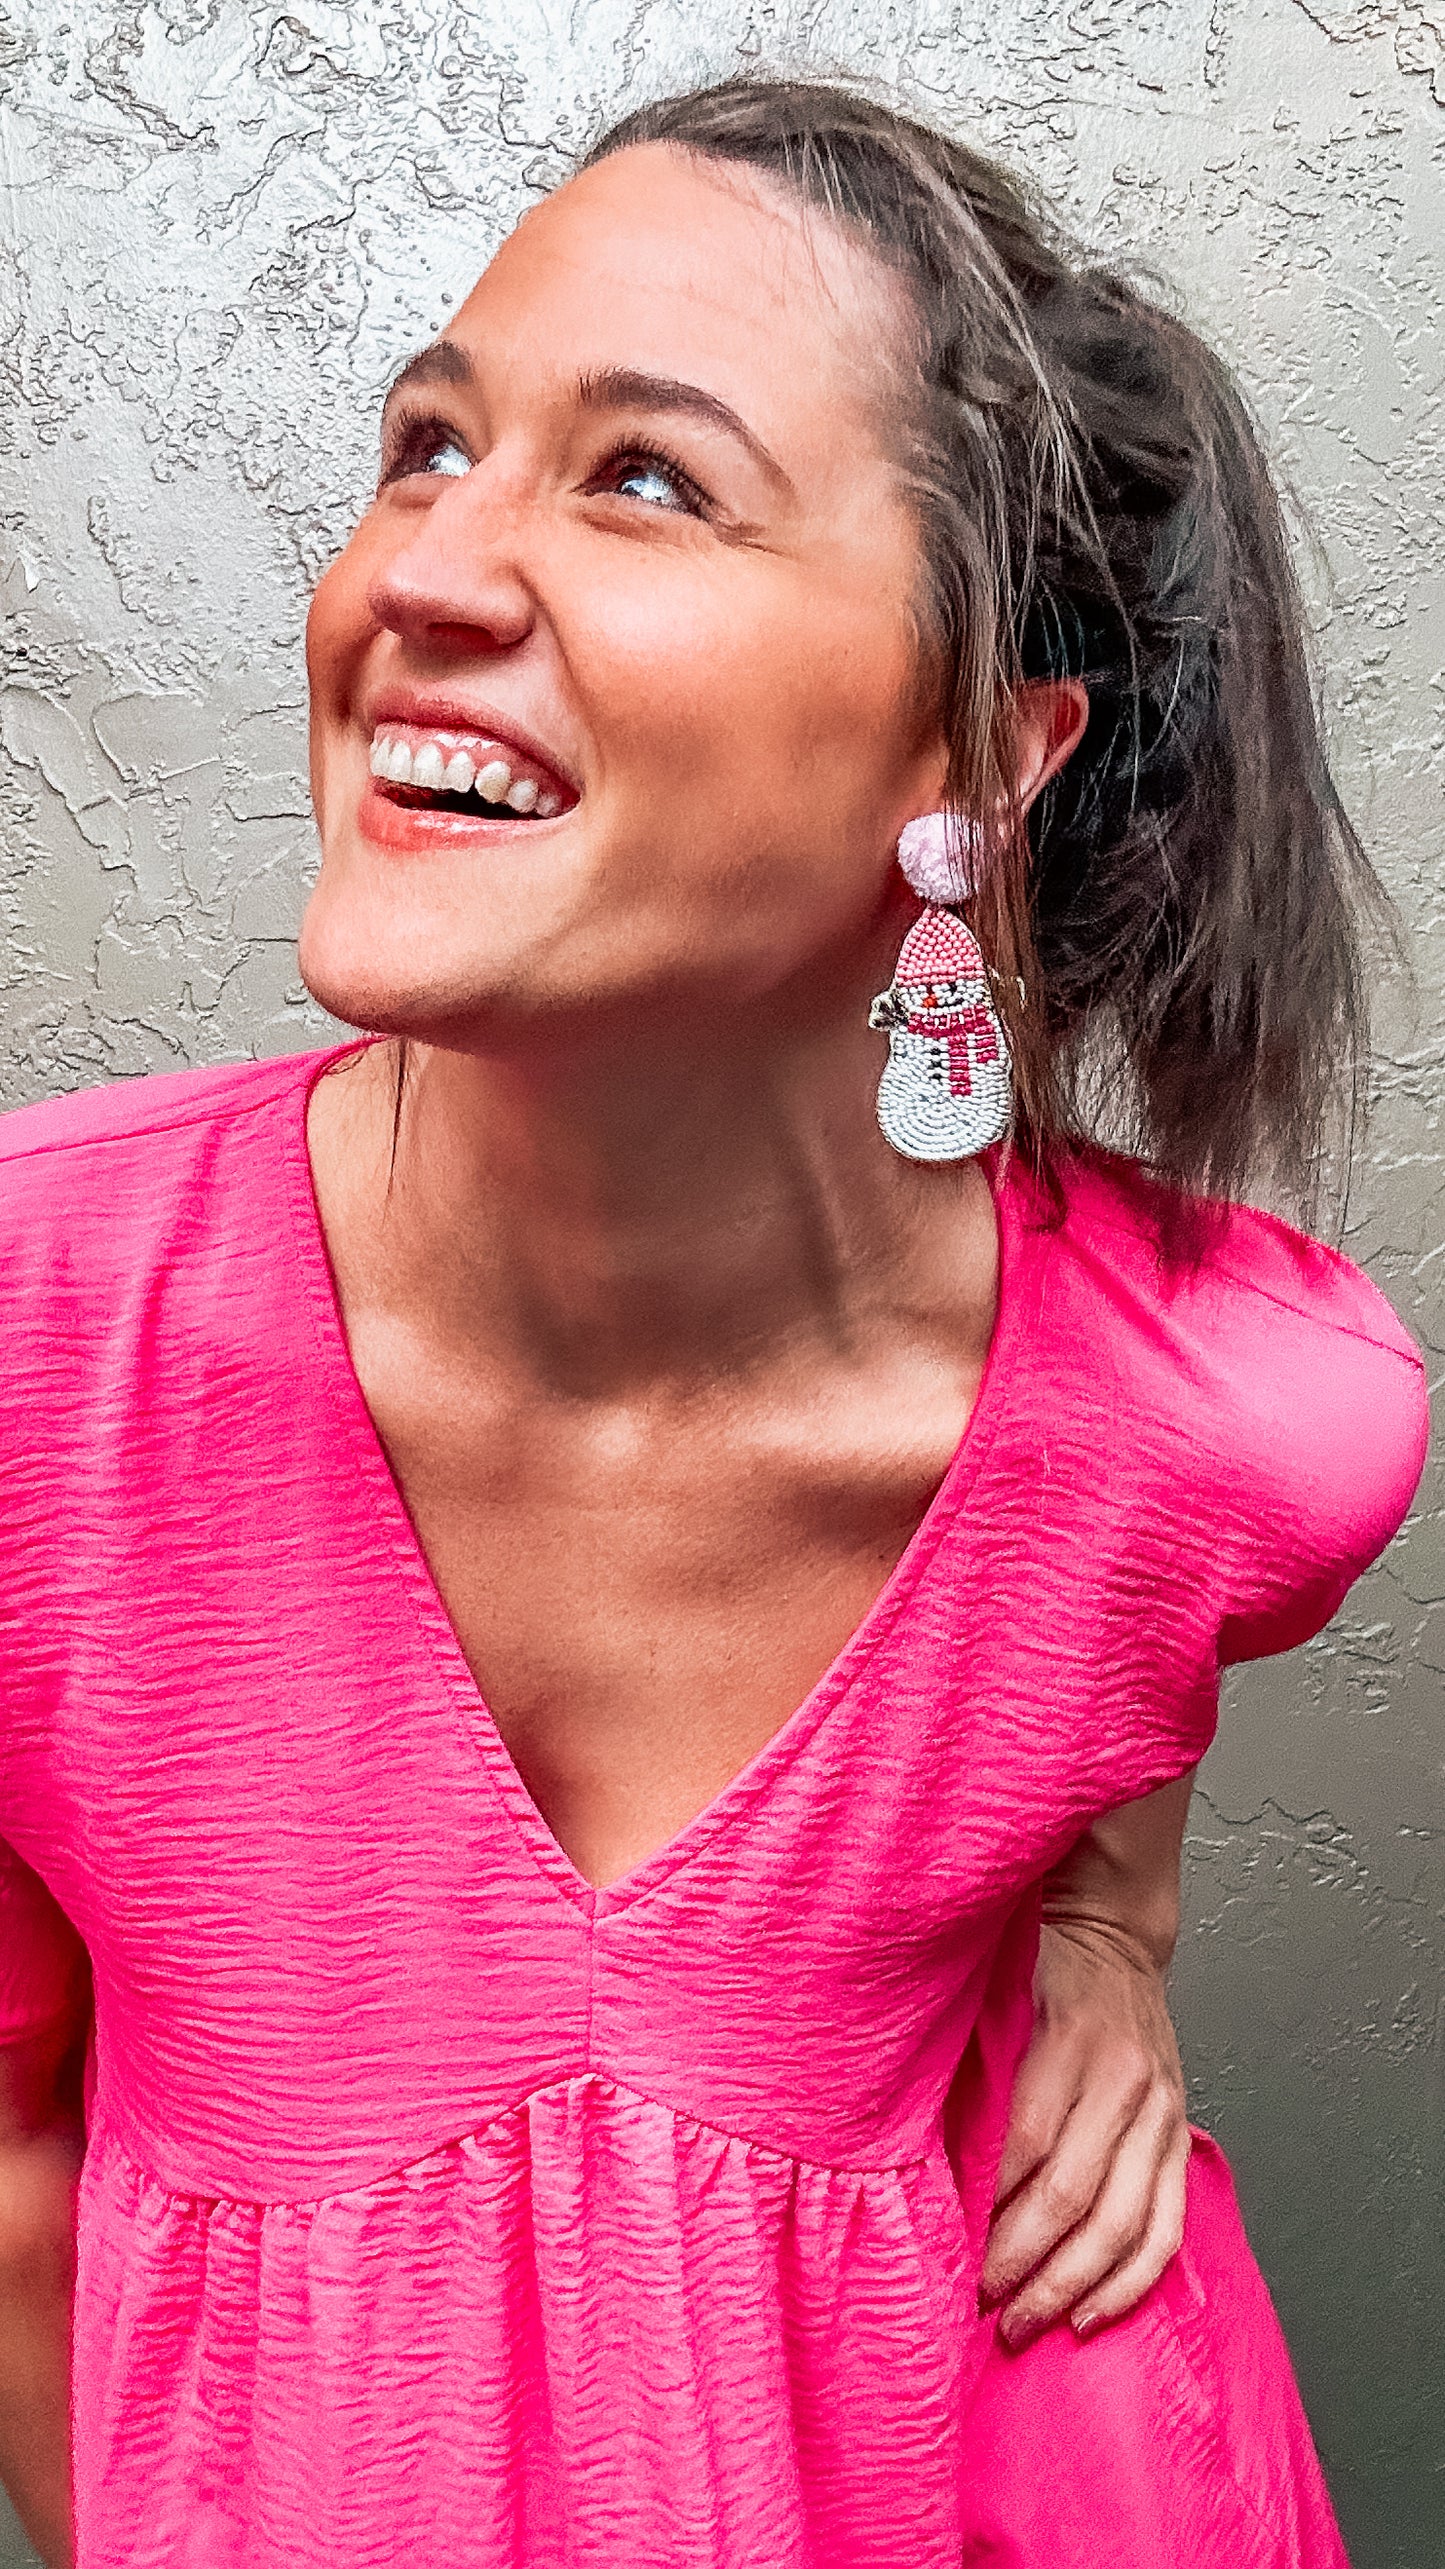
left=0, top=1047, right=1427, bottom=2567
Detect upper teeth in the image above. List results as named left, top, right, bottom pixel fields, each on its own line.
left=368, top=729, right=561, bottom=818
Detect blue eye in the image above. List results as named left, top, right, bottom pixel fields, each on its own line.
left=615, top=461, right=687, bottom=510
left=378, top=418, right=474, bottom=488
left=597, top=445, right=707, bottom=518
left=423, top=439, right=471, bottom=479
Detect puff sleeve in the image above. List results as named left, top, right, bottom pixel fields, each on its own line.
left=1214, top=1252, right=1429, bottom=1667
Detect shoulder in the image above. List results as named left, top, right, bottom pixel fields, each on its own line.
left=1046, top=1149, right=1422, bottom=1372
left=0, top=1047, right=362, bottom=1470
left=0, top=1047, right=352, bottom=1303
left=1017, top=1150, right=1429, bottom=1657
left=0, top=1049, right=329, bottom=1180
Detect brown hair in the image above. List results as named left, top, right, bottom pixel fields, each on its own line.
left=583, top=79, right=1386, bottom=1220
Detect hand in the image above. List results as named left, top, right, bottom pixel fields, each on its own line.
left=980, top=1914, right=1191, bottom=2348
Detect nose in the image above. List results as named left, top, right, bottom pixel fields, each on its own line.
left=367, top=474, right=535, bottom=660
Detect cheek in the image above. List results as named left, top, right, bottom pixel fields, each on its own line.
left=565, top=553, right=920, bottom=815
left=305, top=541, right=377, bottom=828
left=305, top=545, right=367, bottom=705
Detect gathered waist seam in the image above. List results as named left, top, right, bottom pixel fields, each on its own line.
left=82, top=2069, right=948, bottom=2212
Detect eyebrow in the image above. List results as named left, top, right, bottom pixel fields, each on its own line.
left=575, top=366, right=792, bottom=494
left=382, top=340, right=475, bottom=413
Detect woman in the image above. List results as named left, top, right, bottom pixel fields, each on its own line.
left=0, top=76, right=1427, bottom=2569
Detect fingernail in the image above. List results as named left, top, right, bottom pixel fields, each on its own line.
left=1000, top=2315, right=1039, bottom=2351
left=1072, top=2309, right=1104, bottom=2339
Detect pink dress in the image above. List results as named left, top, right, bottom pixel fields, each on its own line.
left=0, top=1047, right=1427, bottom=2569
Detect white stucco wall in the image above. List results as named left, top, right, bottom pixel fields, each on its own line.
left=2, top=5, right=1440, bottom=2560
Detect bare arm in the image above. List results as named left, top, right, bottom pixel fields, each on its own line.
left=981, top=1771, right=1195, bottom=2346
left=0, top=2017, right=85, bottom=2568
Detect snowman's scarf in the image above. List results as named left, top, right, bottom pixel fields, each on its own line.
left=902, top=997, right=1001, bottom=1096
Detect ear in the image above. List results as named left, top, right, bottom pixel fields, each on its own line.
left=1012, top=679, right=1088, bottom=811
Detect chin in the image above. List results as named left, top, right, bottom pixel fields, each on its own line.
left=299, top=809, right=612, bottom=1030
left=299, top=941, right=480, bottom=1046
left=296, top=898, right=573, bottom=1053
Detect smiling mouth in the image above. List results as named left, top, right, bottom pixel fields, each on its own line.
left=368, top=725, right=569, bottom=821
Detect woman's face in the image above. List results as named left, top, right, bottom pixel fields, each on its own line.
left=302, top=142, right=946, bottom=1048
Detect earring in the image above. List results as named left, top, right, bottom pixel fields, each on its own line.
left=867, top=813, right=1013, bottom=1163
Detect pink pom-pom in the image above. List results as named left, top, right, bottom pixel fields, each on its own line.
left=896, top=812, right=979, bottom=904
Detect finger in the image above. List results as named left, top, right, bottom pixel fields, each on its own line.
left=982, top=2073, right=1156, bottom=2306
left=992, top=2016, right=1154, bottom=2214
left=989, top=2030, right=1087, bottom=2210
left=993, top=2096, right=1180, bottom=2344
left=1071, top=2128, right=1192, bottom=2335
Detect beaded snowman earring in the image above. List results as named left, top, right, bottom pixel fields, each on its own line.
left=867, top=813, right=1012, bottom=1163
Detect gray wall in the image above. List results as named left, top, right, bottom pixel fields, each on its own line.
left=1, top=4, right=1440, bottom=2565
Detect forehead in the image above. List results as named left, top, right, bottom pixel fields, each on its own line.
left=453, top=142, right=906, bottom=453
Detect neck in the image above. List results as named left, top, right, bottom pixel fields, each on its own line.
left=330, top=957, right=990, bottom=1400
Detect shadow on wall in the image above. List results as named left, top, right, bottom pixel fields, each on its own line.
left=1175, top=1760, right=1445, bottom=2569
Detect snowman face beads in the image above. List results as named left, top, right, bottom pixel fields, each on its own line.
left=868, top=861, right=1012, bottom=1164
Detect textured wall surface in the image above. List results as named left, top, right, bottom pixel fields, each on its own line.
left=1, top=1, right=1440, bottom=2563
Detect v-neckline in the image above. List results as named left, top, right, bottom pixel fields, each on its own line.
left=282, top=1043, right=1035, bottom=1920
